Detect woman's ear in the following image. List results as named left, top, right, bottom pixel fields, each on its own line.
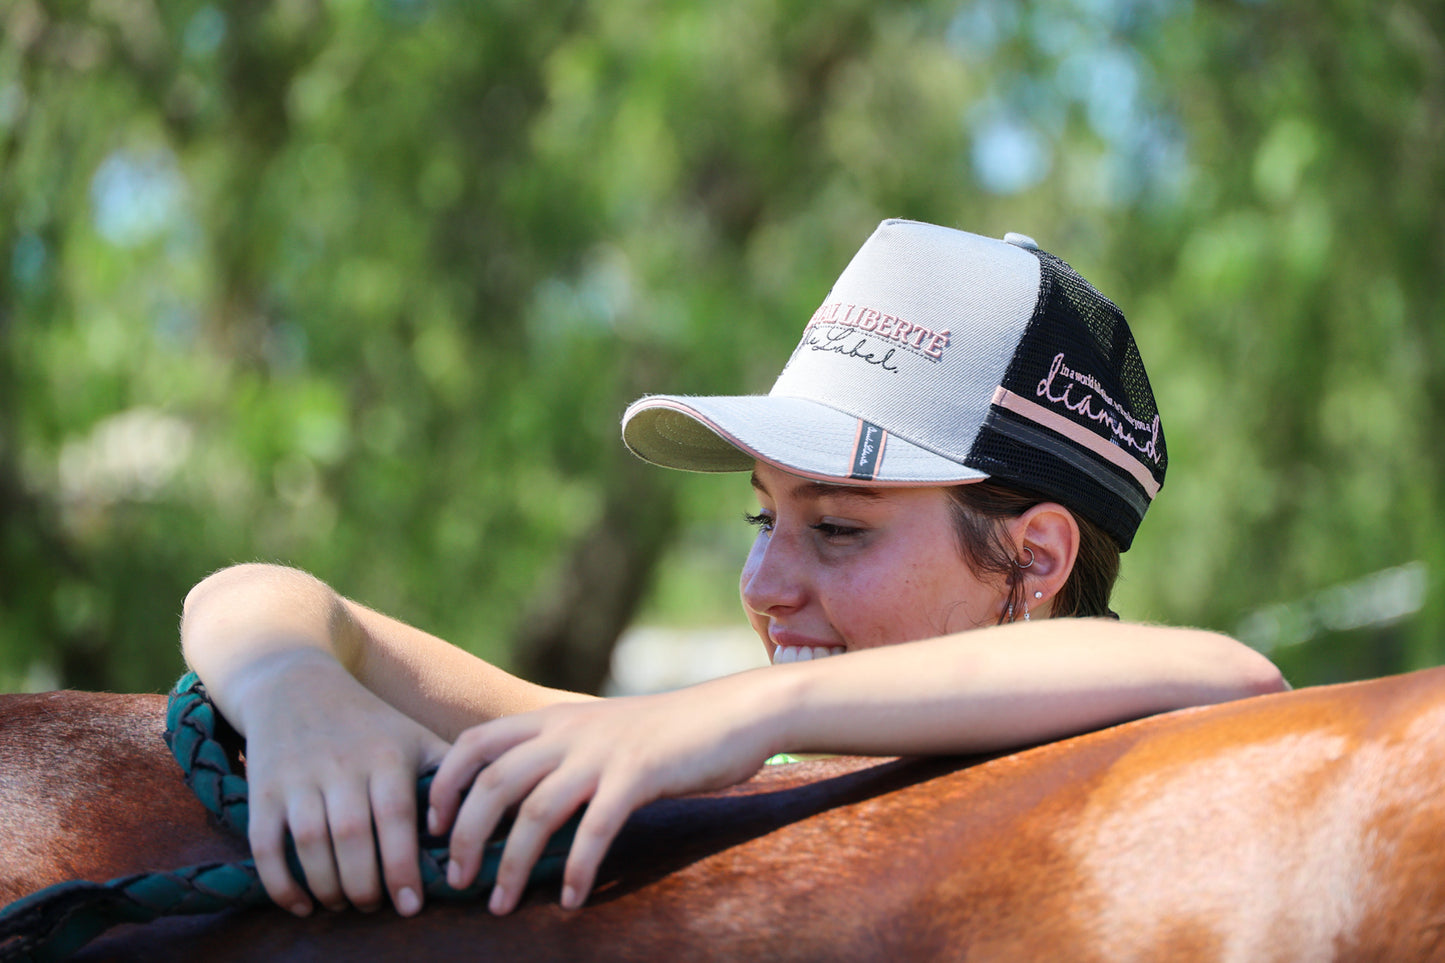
left=1006, top=503, right=1079, bottom=616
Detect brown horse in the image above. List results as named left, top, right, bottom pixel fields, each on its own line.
left=5, top=667, right=1445, bottom=961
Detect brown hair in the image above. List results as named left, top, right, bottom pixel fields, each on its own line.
left=945, top=481, right=1121, bottom=623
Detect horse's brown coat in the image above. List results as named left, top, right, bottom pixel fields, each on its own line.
left=5, top=669, right=1445, bottom=961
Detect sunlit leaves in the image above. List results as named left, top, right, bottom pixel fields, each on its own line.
left=2, top=0, right=1442, bottom=692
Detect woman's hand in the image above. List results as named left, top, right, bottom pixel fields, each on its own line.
left=427, top=678, right=780, bottom=915
left=425, top=622, right=1286, bottom=918
left=181, top=563, right=596, bottom=916
left=231, top=651, right=451, bottom=919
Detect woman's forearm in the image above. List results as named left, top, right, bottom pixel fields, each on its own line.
left=180, top=563, right=585, bottom=740
left=763, top=620, right=1288, bottom=757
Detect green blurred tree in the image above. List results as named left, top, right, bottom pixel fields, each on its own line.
left=925, top=0, right=1444, bottom=686
left=1, top=0, right=1441, bottom=696
left=0, top=0, right=953, bottom=692
left=1113, top=0, right=1445, bottom=685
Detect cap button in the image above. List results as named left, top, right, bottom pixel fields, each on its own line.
left=1004, top=232, right=1040, bottom=251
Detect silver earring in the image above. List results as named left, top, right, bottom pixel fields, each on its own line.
left=1016, top=547, right=1035, bottom=569
left=1034, top=591, right=1043, bottom=600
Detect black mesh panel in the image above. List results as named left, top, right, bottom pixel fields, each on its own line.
left=966, top=251, right=1166, bottom=550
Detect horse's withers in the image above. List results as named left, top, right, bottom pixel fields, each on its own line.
left=6, top=671, right=1445, bottom=960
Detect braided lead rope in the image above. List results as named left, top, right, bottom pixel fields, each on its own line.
left=0, top=673, right=578, bottom=963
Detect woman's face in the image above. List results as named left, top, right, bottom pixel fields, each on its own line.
left=740, top=462, right=1007, bottom=665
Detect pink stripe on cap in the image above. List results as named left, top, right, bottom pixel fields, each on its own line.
left=990, top=387, right=1160, bottom=498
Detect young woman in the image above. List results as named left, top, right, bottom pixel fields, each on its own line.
left=181, top=220, right=1286, bottom=924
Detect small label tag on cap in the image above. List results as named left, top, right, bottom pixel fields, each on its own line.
left=1004, top=232, right=1040, bottom=251
left=849, top=421, right=887, bottom=479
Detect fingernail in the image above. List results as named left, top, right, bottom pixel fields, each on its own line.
left=489, top=885, right=507, bottom=915
left=426, top=807, right=439, bottom=834
left=290, top=901, right=312, bottom=918
left=396, top=887, right=421, bottom=916
left=447, top=860, right=463, bottom=888
left=561, top=885, right=580, bottom=909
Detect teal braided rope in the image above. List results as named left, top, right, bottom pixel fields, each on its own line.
left=0, top=672, right=578, bottom=962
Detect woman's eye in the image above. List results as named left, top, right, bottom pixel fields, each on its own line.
left=743, top=513, right=863, bottom=540
left=743, top=511, right=774, bottom=533
left=811, top=521, right=864, bottom=539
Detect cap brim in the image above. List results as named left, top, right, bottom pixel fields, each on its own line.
left=622, top=395, right=989, bottom=486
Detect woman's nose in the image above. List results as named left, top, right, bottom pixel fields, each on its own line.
left=739, top=527, right=808, bottom=616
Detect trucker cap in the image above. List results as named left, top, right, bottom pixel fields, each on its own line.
left=621, top=219, right=1166, bottom=550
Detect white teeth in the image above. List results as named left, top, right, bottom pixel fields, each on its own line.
left=771, top=645, right=845, bottom=665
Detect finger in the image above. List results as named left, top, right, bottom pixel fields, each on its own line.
left=420, top=731, right=451, bottom=774
left=445, top=747, right=556, bottom=891
left=556, top=774, right=640, bottom=911
left=324, top=783, right=385, bottom=912
left=428, top=719, right=532, bottom=833
left=286, top=789, right=345, bottom=911
left=370, top=767, right=424, bottom=917
left=488, top=765, right=598, bottom=916
left=249, top=799, right=313, bottom=917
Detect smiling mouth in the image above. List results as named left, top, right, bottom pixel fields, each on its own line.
left=771, top=645, right=846, bottom=665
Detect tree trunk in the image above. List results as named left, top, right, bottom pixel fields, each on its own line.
left=511, top=453, right=680, bottom=695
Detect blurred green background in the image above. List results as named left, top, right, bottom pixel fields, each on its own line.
left=1, top=0, right=1441, bottom=695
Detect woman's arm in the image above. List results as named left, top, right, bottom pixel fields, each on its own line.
left=765, top=619, right=1286, bottom=755
left=181, top=563, right=585, bottom=739
left=428, top=621, right=1285, bottom=914
left=180, top=563, right=590, bottom=918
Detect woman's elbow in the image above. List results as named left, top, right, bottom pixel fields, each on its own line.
left=184, top=563, right=287, bottom=621
left=189, top=561, right=326, bottom=602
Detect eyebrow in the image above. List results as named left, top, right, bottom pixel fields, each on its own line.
left=749, top=471, right=887, bottom=504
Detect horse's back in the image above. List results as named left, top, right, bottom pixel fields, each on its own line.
left=9, top=669, right=1445, bottom=961
left=0, top=689, right=246, bottom=904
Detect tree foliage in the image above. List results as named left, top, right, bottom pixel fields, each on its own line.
left=1, top=0, right=1440, bottom=693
